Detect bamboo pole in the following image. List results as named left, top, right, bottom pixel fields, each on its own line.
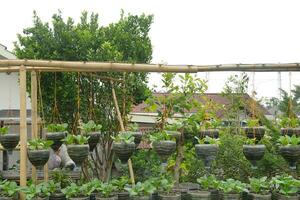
left=31, top=71, right=37, bottom=184
left=19, top=65, right=27, bottom=200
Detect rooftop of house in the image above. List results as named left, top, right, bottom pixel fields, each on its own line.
left=0, top=44, right=16, bottom=60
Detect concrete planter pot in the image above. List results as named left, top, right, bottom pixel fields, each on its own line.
left=281, top=128, right=300, bottom=137
left=113, top=142, right=136, bottom=163
left=0, top=134, right=19, bottom=151
left=222, top=193, right=240, bottom=200
left=49, top=192, right=66, bottom=200
left=69, top=196, right=90, bottom=200
left=277, top=193, right=299, bottom=200
left=117, top=192, right=129, bottom=200
left=87, top=132, right=101, bottom=152
left=195, top=144, right=219, bottom=169
left=243, top=127, right=265, bottom=142
left=158, top=193, right=181, bottom=200
left=46, top=132, right=66, bottom=151
left=131, top=196, right=150, bottom=200
left=67, top=144, right=89, bottom=167
left=243, top=144, right=266, bottom=169
left=279, top=145, right=300, bottom=169
left=94, top=194, right=116, bottom=200
left=152, top=140, right=176, bottom=162
left=199, top=129, right=219, bottom=139
left=28, top=149, right=50, bottom=169
left=0, top=197, right=15, bottom=200
left=188, top=190, right=210, bottom=200
left=249, top=193, right=272, bottom=200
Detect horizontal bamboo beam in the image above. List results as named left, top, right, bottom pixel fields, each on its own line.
left=1, top=60, right=300, bottom=72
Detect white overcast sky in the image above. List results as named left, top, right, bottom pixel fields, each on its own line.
left=1, top=0, right=300, bottom=99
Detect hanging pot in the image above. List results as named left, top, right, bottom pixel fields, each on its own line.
left=118, top=192, right=130, bottom=200
left=199, top=129, right=219, bottom=139
left=277, top=193, right=299, bottom=200
left=0, top=134, right=19, bottom=151
left=158, top=193, right=181, bottom=200
left=152, top=140, right=176, bottom=162
left=243, top=144, right=266, bottom=169
left=279, top=145, right=300, bottom=169
left=195, top=144, right=219, bottom=169
left=46, top=132, right=66, bottom=151
left=119, top=131, right=143, bottom=147
left=281, top=128, right=300, bottom=137
left=28, top=149, right=50, bottom=169
left=243, top=127, right=265, bottom=142
left=165, top=131, right=181, bottom=141
left=222, top=193, right=240, bottom=200
left=249, top=193, right=271, bottom=200
left=67, top=144, right=89, bottom=167
left=188, top=190, right=210, bottom=200
left=49, top=192, right=66, bottom=200
left=113, top=142, right=136, bottom=163
left=86, top=132, right=101, bottom=152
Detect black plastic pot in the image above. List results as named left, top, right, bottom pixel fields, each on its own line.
left=222, top=193, right=240, bottom=200
left=119, top=131, right=143, bottom=147
left=249, top=193, right=271, bottom=200
left=87, top=132, right=101, bottom=152
left=0, top=134, right=19, bottom=151
left=209, top=190, right=220, bottom=200
left=279, top=146, right=300, bottom=169
left=69, top=197, right=90, bottom=200
left=67, top=144, right=89, bottom=167
left=152, top=140, right=176, bottom=162
left=243, top=127, right=265, bottom=142
left=49, top=192, right=66, bottom=200
left=118, top=192, right=130, bottom=200
left=188, top=191, right=210, bottom=200
left=195, top=144, right=219, bottom=169
left=113, top=142, right=136, bottom=163
left=277, top=193, right=299, bottom=200
left=94, top=195, right=116, bottom=200
left=131, top=196, right=150, bottom=200
left=46, top=132, right=66, bottom=151
left=158, top=193, right=181, bottom=200
left=199, top=129, right=219, bottom=139
left=28, top=149, right=50, bottom=169
left=243, top=144, right=266, bottom=169
left=281, top=128, right=300, bottom=137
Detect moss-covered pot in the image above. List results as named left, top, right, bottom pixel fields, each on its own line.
left=277, top=193, right=299, bottom=200
left=67, top=144, right=89, bottom=167
left=243, top=127, right=265, bottom=142
left=249, top=193, right=271, bottom=200
left=188, top=191, right=210, bottom=200
left=158, top=193, right=181, bottom=200
left=49, top=192, right=66, bottom=200
left=87, top=132, right=101, bottom=152
left=222, top=193, right=240, bottom=200
left=28, top=149, right=50, bottom=169
left=0, top=134, right=19, bottom=151
left=195, top=144, right=219, bottom=168
left=113, top=142, right=136, bottom=163
left=243, top=144, right=266, bottom=169
left=46, top=132, right=66, bottom=151
left=152, top=140, right=176, bottom=162
left=119, top=131, right=143, bottom=147
left=199, top=129, right=219, bottom=139
left=279, top=145, right=300, bottom=169
left=281, top=128, right=300, bottom=137
left=117, top=192, right=129, bottom=200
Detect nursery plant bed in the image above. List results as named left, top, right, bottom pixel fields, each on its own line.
left=281, top=128, right=300, bottom=137
left=67, top=144, right=89, bottom=167
left=243, top=144, right=266, bottom=168
left=86, top=132, right=101, bottom=152
left=279, top=145, right=300, bottom=169
left=199, top=129, right=219, bottom=139
left=243, top=127, right=265, bottom=142
left=0, top=134, right=19, bottom=151
left=46, top=132, right=66, bottom=151
left=195, top=144, right=219, bottom=168
left=113, top=142, right=136, bottom=163
left=27, top=149, right=50, bottom=169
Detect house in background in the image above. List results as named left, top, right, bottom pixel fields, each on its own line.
left=129, top=93, right=271, bottom=131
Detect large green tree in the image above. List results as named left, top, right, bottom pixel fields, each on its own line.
left=14, top=10, right=153, bottom=180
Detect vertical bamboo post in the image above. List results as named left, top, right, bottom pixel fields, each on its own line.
left=19, top=65, right=27, bottom=200
left=31, top=71, right=37, bottom=183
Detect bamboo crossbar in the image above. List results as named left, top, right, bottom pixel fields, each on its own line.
left=1, top=60, right=300, bottom=72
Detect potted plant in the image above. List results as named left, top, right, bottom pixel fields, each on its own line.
left=49, top=169, right=71, bottom=200
left=199, top=119, right=220, bottom=139
left=243, top=138, right=266, bottom=169
left=112, top=132, right=136, bottom=163
left=194, top=136, right=220, bottom=169
left=277, top=135, right=300, bottom=169
left=218, top=179, right=247, bottom=200
left=64, top=134, right=90, bottom=167
left=111, top=176, right=130, bottom=200
left=62, top=183, right=90, bottom=200
left=125, top=181, right=156, bottom=200
left=243, top=119, right=265, bottom=142
left=46, top=123, right=68, bottom=151
left=196, top=175, right=220, bottom=200
left=0, top=126, right=19, bottom=153
left=94, top=182, right=116, bottom=200
left=271, top=175, right=300, bottom=200
left=120, top=123, right=143, bottom=147
left=46, top=180, right=66, bottom=200
left=21, top=181, right=49, bottom=200
left=27, top=138, right=53, bottom=169
left=80, top=120, right=102, bottom=152
left=156, top=178, right=180, bottom=200
left=164, top=122, right=182, bottom=141
left=0, top=180, right=20, bottom=200
left=80, top=179, right=99, bottom=200
left=150, top=131, right=176, bottom=162
left=279, top=117, right=300, bottom=137
left=248, top=177, right=271, bottom=200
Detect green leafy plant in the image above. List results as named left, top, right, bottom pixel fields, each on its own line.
left=127, top=123, right=139, bottom=132
left=112, top=132, right=135, bottom=143
left=0, top=126, right=9, bottom=135
left=62, top=183, right=84, bottom=198
left=149, top=131, right=173, bottom=142
left=46, top=123, right=68, bottom=132
left=279, top=117, right=299, bottom=128
left=248, top=177, right=270, bottom=195
left=201, top=119, right=221, bottom=130
left=97, top=182, right=116, bottom=198
left=244, top=138, right=257, bottom=145
left=0, top=180, right=20, bottom=197
left=27, top=138, right=53, bottom=150
left=218, top=179, right=248, bottom=194
left=247, top=119, right=260, bottom=127
left=197, top=175, right=220, bottom=190
left=50, top=169, right=72, bottom=189
left=278, top=135, right=300, bottom=146
left=63, top=134, right=89, bottom=145
left=80, top=120, right=102, bottom=133
left=111, top=176, right=130, bottom=191
left=194, top=136, right=221, bottom=145
left=165, top=122, right=183, bottom=131
left=21, top=181, right=49, bottom=199
left=156, top=178, right=174, bottom=194
left=125, top=181, right=155, bottom=196
left=271, top=175, right=300, bottom=196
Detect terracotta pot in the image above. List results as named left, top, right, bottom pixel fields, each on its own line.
left=158, top=193, right=181, bottom=200
left=199, top=129, right=219, bottom=139
left=165, top=131, right=181, bottom=141
left=117, top=192, right=129, bottom=200
left=222, top=193, right=240, bottom=200
left=119, top=131, right=143, bottom=147
left=113, top=142, right=136, bottom=163
left=243, top=127, right=265, bottom=142
left=46, top=132, right=66, bottom=151
left=67, top=144, right=89, bottom=167
left=188, top=190, right=210, bottom=200
left=152, top=140, right=176, bottom=162
left=87, top=132, right=101, bottom=152
left=249, top=193, right=272, bottom=200
left=279, top=146, right=300, bottom=169
left=28, top=149, right=50, bottom=169
left=281, top=128, right=300, bottom=137
left=277, top=193, right=299, bottom=200
left=49, top=192, right=66, bottom=200
left=243, top=145, right=266, bottom=169
left=195, top=144, right=219, bottom=168
left=0, top=134, right=19, bottom=151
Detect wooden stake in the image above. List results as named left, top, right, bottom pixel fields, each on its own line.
left=31, top=71, right=38, bottom=184
left=19, top=65, right=27, bottom=200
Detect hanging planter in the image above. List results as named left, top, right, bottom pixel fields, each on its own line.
left=80, top=120, right=102, bottom=152
left=278, top=135, right=300, bottom=169
left=0, top=134, right=19, bottom=152
left=281, top=128, right=300, bottom=137
left=119, top=131, right=143, bottom=147
left=199, top=129, right=219, bottom=139
left=243, top=142, right=266, bottom=169
left=86, top=132, right=101, bottom=152
left=27, top=138, right=52, bottom=169
left=46, top=124, right=68, bottom=151
left=112, top=132, right=136, bottom=163
left=243, top=127, right=265, bottom=142
left=165, top=131, right=181, bottom=141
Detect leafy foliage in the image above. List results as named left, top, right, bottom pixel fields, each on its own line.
left=63, top=134, right=89, bottom=145
left=62, top=183, right=84, bottom=198
left=279, top=117, right=299, bottom=128
left=197, top=175, right=220, bottom=190
left=244, top=138, right=257, bottom=145
left=97, top=182, right=116, bottom=198
left=247, top=119, right=260, bottom=127
left=0, top=180, right=20, bottom=197
left=194, top=136, right=220, bottom=145
left=219, top=179, right=248, bottom=194
left=112, top=132, right=135, bottom=143
left=248, top=177, right=270, bottom=195
left=28, top=138, right=53, bottom=150
left=127, top=123, right=139, bottom=132
left=80, top=120, right=102, bottom=133
left=50, top=169, right=72, bottom=189
left=111, top=176, right=130, bottom=191
left=0, top=126, right=9, bottom=135
left=46, top=123, right=68, bottom=132
left=278, top=135, right=300, bottom=146
left=149, top=131, right=173, bottom=142
left=125, top=181, right=155, bottom=196
left=271, top=175, right=300, bottom=196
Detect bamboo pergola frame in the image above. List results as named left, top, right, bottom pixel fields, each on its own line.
left=1, top=59, right=300, bottom=200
